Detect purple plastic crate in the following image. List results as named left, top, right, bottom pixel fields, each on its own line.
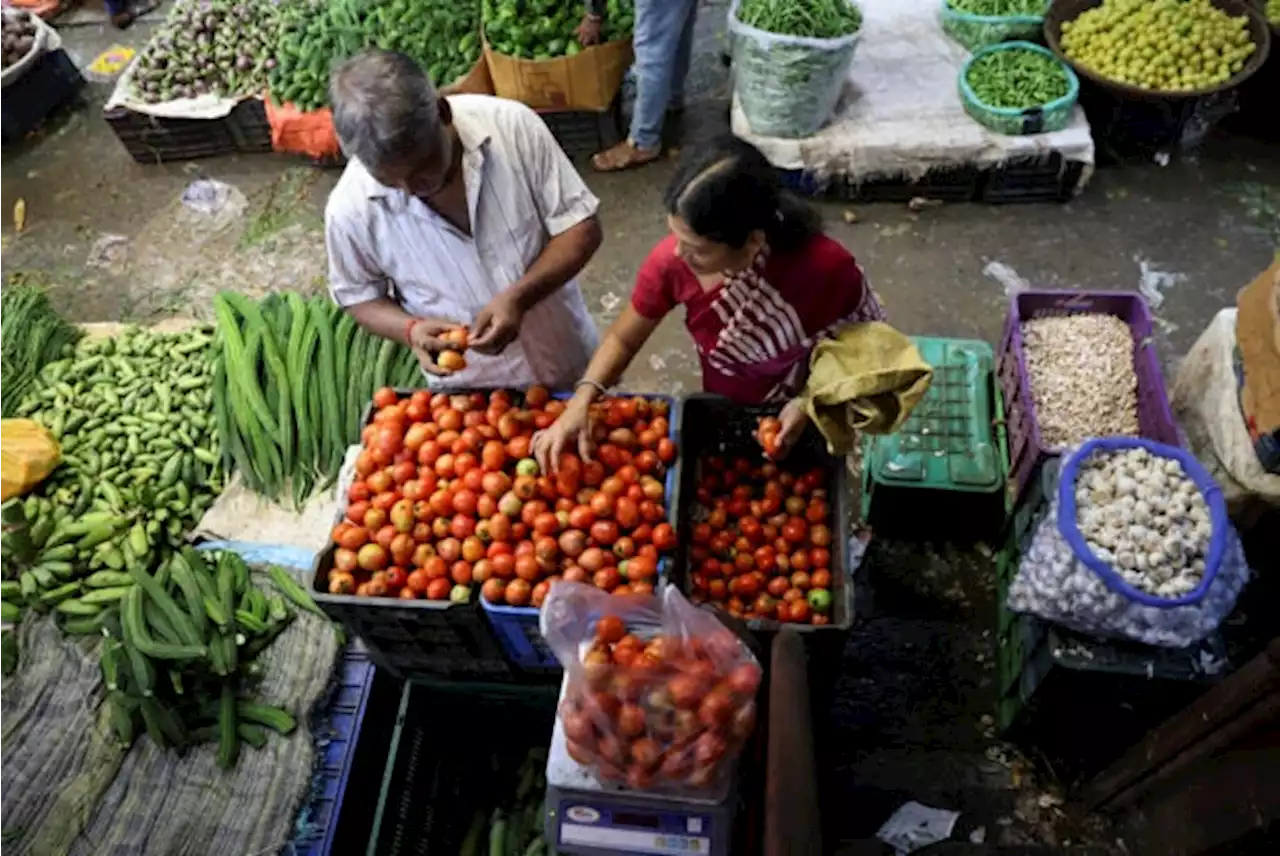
left=480, top=393, right=682, bottom=672
left=997, top=290, right=1179, bottom=503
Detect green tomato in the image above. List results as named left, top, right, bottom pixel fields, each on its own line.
left=807, top=588, right=832, bottom=615
left=449, top=584, right=471, bottom=604
left=516, top=458, right=539, bottom=477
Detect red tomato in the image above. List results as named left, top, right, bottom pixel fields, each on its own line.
left=579, top=547, right=607, bottom=572
left=614, top=498, right=640, bottom=528
left=504, top=578, right=532, bottom=606
left=595, top=615, right=627, bottom=643
left=590, top=520, right=619, bottom=546
left=426, top=577, right=452, bottom=600
left=373, top=387, right=399, bottom=408
left=588, top=492, right=615, bottom=519
left=593, top=567, right=621, bottom=591
left=481, top=578, right=507, bottom=603
left=514, top=554, right=541, bottom=582
left=385, top=566, right=408, bottom=591
left=651, top=523, right=676, bottom=552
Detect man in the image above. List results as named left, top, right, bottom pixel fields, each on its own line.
left=325, top=49, right=603, bottom=387
left=577, top=0, right=698, bottom=171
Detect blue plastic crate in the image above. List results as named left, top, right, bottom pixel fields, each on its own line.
left=481, top=393, right=683, bottom=672
left=286, top=644, right=388, bottom=856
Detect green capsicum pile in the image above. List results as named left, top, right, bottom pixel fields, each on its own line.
left=270, top=0, right=482, bottom=112
left=483, top=0, right=634, bottom=60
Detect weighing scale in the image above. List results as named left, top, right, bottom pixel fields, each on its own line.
left=543, top=716, right=738, bottom=856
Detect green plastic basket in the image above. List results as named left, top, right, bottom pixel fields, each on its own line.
left=939, top=0, right=1048, bottom=52
left=959, top=41, right=1079, bottom=136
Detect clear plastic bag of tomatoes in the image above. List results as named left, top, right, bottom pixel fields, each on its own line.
left=542, top=581, right=763, bottom=795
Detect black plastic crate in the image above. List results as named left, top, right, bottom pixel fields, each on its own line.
left=367, top=681, right=557, bottom=856
left=228, top=98, right=273, bottom=154
left=778, top=152, right=1084, bottom=205
left=537, top=98, right=623, bottom=159
left=671, top=394, right=854, bottom=701
left=983, top=155, right=1087, bottom=203
left=106, top=105, right=240, bottom=164
left=311, top=543, right=512, bottom=682
left=2, top=48, right=85, bottom=145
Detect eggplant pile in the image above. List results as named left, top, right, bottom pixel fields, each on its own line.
left=2, top=10, right=38, bottom=71
left=130, top=0, right=283, bottom=103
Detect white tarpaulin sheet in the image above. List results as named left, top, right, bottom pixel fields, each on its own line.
left=730, top=0, right=1094, bottom=187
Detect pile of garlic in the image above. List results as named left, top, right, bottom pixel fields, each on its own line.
left=1022, top=313, right=1140, bottom=448
left=1074, top=446, right=1211, bottom=598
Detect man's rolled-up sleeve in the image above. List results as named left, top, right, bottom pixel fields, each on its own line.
left=514, top=106, right=601, bottom=237
left=326, top=212, right=386, bottom=307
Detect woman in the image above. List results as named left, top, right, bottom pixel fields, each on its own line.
left=533, top=135, right=886, bottom=471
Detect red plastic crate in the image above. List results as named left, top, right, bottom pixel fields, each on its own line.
left=997, top=290, right=1179, bottom=504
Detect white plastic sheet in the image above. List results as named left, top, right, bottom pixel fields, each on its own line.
left=730, top=0, right=1094, bottom=185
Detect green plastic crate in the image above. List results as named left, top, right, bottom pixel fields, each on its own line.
left=860, top=338, right=1008, bottom=539
left=865, top=337, right=1002, bottom=493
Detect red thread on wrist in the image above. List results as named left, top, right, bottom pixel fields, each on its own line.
left=404, top=318, right=420, bottom=343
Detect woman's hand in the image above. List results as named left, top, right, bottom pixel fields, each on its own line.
left=772, top=398, right=809, bottom=460
left=533, top=395, right=595, bottom=472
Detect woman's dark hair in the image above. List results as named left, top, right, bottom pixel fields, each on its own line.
left=664, top=134, right=822, bottom=254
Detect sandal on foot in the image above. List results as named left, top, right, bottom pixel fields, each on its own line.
left=591, top=141, right=660, bottom=173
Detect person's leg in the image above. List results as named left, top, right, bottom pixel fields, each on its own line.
left=103, top=0, right=130, bottom=25
left=593, top=0, right=696, bottom=170
left=668, top=1, right=698, bottom=113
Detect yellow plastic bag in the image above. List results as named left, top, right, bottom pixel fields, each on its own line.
left=1, top=419, right=60, bottom=501
left=802, top=322, right=934, bottom=454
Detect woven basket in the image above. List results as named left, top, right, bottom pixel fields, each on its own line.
left=1044, top=0, right=1273, bottom=100
left=959, top=41, right=1079, bottom=135
left=939, top=0, right=1049, bottom=53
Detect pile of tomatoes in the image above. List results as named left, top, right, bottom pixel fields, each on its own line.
left=560, top=614, right=761, bottom=791
left=687, top=455, right=837, bottom=624
left=327, top=387, right=678, bottom=606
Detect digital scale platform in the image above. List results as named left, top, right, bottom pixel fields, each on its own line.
left=543, top=717, right=738, bottom=856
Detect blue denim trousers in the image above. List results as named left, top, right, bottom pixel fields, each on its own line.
left=629, top=0, right=698, bottom=150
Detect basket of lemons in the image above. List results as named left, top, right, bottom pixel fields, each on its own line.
left=1046, top=0, right=1272, bottom=98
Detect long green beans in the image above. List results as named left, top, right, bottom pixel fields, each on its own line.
left=965, top=48, right=1069, bottom=109
left=1, top=280, right=82, bottom=418
left=946, top=0, right=1046, bottom=17
left=738, top=0, right=862, bottom=39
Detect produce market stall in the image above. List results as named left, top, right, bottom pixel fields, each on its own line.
left=729, top=0, right=1095, bottom=202
left=2, top=7, right=83, bottom=145
left=102, top=0, right=636, bottom=163
left=2, top=261, right=1268, bottom=853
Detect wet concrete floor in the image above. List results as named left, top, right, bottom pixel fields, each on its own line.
left=2, top=2, right=1278, bottom=853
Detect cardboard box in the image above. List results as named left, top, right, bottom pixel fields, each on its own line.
left=445, top=53, right=495, bottom=97
left=485, top=38, right=632, bottom=112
